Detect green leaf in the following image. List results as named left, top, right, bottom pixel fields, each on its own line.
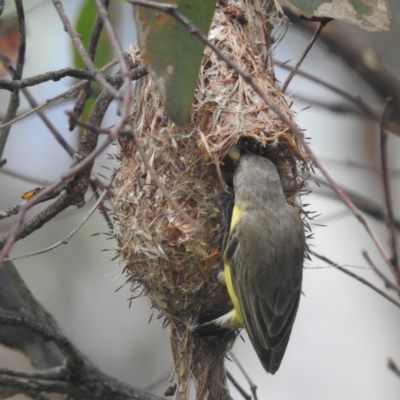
left=74, top=0, right=116, bottom=70
left=133, top=1, right=216, bottom=126
left=73, top=0, right=119, bottom=128
left=283, top=0, right=391, bottom=31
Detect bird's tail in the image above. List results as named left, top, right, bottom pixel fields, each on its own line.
left=193, top=310, right=240, bottom=337
left=257, top=333, right=292, bottom=374
left=193, top=318, right=232, bottom=337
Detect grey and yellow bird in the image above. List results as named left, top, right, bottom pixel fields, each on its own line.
left=198, top=153, right=305, bottom=374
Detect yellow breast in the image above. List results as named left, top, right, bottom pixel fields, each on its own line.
left=223, top=205, right=245, bottom=328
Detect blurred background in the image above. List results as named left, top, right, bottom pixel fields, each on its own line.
left=0, top=1, right=399, bottom=399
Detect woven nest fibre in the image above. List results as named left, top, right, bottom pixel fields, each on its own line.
left=112, top=0, right=310, bottom=399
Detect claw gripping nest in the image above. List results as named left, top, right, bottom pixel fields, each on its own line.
left=112, top=1, right=309, bottom=399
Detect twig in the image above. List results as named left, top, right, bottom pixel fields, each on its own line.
left=362, top=250, right=399, bottom=293
left=62, top=0, right=127, bottom=230
left=51, top=0, right=119, bottom=99
left=92, top=0, right=132, bottom=133
left=379, top=98, right=400, bottom=284
left=226, top=371, right=251, bottom=400
left=282, top=6, right=400, bottom=129
left=2, top=260, right=59, bottom=328
left=281, top=18, right=331, bottom=93
left=0, top=168, right=47, bottom=185
left=70, top=0, right=110, bottom=130
left=23, top=88, right=75, bottom=155
left=0, top=67, right=124, bottom=91
left=277, top=62, right=378, bottom=116
left=0, top=52, right=76, bottom=156
left=0, top=0, right=26, bottom=159
left=5, top=173, right=114, bottom=261
left=128, top=0, right=393, bottom=294
left=229, top=351, right=258, bottom=400
left=0, top=367, right=64, bottom=380
left=314, top=177, right=400, bottom=232
left=0, top=263, right=164, bottom=400
left=0, top=202, right=25, bottom=220
left=388, top=358, right=400, bottom=378
left=311, top=251, right=400, bottom=308
left=0, top=314, right=83, bottom=370
left=0, top=365, right=164, bottom=400
left=0, top=59, right=120, bottom=132
left=319, top=158, right=400, bottom=177
left=0, top=77, right=120, bottom=259
left=92, top=0, right=131, bottom=84
left=0, top=63, right=147, bottom=259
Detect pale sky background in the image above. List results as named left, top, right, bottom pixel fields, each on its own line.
left=0, top=1, right=399, bottom=399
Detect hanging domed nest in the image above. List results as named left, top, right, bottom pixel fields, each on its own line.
left=111, top=1, right=310, bottom=399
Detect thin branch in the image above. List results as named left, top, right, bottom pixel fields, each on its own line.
left=0, top=367, right=164, bottom=400
left=0, top=168, right=47, bottom=185
left=388, top=358, right=400, bottom=378
left=0, top=0, right=26, bottom=159
left=63, top=2, right=120, bottom=232
left=5, top=173, right=114, bottom=261
left=128, top=0, right=393, bottom=291
left=362, top=250, right=399, bottom=293
left=92, top=0, right=133, bottom=139
left=229, top=351, right=258, bottom=400
left=0, top=53, right=76, bottom=156
left=0, top=64, right=147, bottom=259
left=51, top=0, right=119, bottom=98
left=314, top=177, right=400, bottom=232
left=0, top=187, right=58, bottom=221
left=23, top=88, right=75, bottom=155
left=0, top=59, right=120, bottom=132
left=0, top=314, right=83, bottom=370
left=2, top=260, right=60, bottom=328
left=379, top=98, right=400, bottom=284
left=282, top=6, right=400, bottom=129
left=0, top=367, right=65, bottom=380
left=276, top=62, right=400, bottom=135
left=0, top=144, right=108, bottom=261
left=311, top=251, right=400, bottom=308
left=92, top=0, right=131, bottom=83
left=277, top=62, right=377, bottom=115
left=276, top=61, right=400, bottom=135
left=0, top=88, right=116, bottom=259
left=69, top=0, right=110, bottom=130
left=281, top=18, right=331, bottom=93
left=0, top=202, right=25, bottom=220
left=0, top=67, right=124, bottom=91
left=226, top=371, right=251, bottom=400
left=0, top=264, right=164, bottom=400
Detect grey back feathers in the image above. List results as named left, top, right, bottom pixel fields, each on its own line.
left=227, top=154, right=305, bottom=374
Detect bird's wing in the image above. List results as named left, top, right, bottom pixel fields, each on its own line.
left=225, top=208, right=304, bottom=373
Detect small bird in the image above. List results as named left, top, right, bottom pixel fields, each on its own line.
left=198, top=153, right=305, bottom=374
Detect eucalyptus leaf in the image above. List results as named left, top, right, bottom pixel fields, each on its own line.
left=283, top=0, right=391, bottom=31
left=133, top=1, right=216, bottom=126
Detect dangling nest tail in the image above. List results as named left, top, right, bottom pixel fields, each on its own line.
left=111, top=1, right=310, bottom=399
